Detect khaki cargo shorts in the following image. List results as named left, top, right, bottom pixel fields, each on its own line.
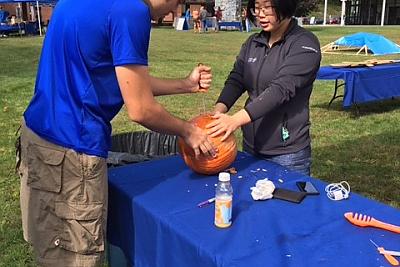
left=17, top=120, right=108, bottom=267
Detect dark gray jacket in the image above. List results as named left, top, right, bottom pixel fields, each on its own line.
left=217, top=19, right=321, bottom=156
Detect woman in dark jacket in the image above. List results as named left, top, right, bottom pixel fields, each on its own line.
left=207, top=0, right=321, bottom=175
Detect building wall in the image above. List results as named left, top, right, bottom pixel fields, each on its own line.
left=2, top=3, right=181, bottom=26
left=386, top=0, right=400, bottom=24
left=1, top=3, right=16, bottom=16
left=346, top=0, right=400, bottom=24
left=162, top=4, right=184, bottom=23
left=0, top=3, right=54, bottom=24
left=41, top=6, right=53, bottom=25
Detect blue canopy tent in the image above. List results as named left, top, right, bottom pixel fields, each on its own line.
left=322, top=32, right=400, bottom=56
left=0, top=0, right=57, bottom=36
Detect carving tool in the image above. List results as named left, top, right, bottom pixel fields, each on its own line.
left=370, top=239, right=399, bottom=266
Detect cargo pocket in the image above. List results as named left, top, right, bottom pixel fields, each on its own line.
left=27, top=144, right=65, bottom=193
left=55, top=201, right=104, bottom=254
left=85, top=155, right=106, bottom=180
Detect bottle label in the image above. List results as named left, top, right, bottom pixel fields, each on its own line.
left=214, top=197, right=232, bottom=228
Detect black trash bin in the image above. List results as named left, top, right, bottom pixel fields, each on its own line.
left=107, top=131, right=179, bottom=266
left=107, top=131, right=179, bottom=167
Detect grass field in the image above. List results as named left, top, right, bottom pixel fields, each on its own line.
left=1, top=26, right=400, bottom=266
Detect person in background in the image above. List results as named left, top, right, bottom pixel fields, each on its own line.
left=207, top=0, right=321, bottom=176
left=185, top=8, right=191, bottom=29
left=17, top=0, right=216, bottom=266
left=192, top=8, right=201, bottom=33
left=242, top=7, right=252, bottom=32
left=199, top=5, right=208, bottom=33
left=0, top=6, right=9, bottom=24
left=10, top=15, right=16, bottom=25
left=215, top=6, right=223, bottom=32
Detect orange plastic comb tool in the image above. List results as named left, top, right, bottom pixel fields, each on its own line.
left=344, top=212, right=400, bottom=234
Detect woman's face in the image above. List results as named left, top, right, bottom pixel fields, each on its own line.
left=252, top=0, right=279, bottom=32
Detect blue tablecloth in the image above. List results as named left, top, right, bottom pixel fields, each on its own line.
left=218, top=21, right=243, bottom=31
left=0, top=24, right=20, bottom=34
left=108, top=152, right=400, bottom=267
left=317, top=63, right=400, bottom=107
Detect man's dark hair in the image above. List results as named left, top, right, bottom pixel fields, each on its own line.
left=247, top=0, right=298, bottom=24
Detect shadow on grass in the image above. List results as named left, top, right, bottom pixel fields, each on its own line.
left=311, top=98, right=400, bottom=117
left=313, top=131, right=400, bottom=208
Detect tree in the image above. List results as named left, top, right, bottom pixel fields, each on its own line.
left=295, top=0, right=319, bottom=17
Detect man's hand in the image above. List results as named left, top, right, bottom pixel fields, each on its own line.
left=186, top=64, right=212, bottom=93
left=116, top=65, right=217, bottom=158
left=183, top=123, right=217, bottom=158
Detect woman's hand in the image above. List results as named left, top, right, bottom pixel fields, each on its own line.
left=186, top=64, right=212, bottom=93
left=206, top=109, right=252, bottom=141
left=206, top=113, right=240, bottom=142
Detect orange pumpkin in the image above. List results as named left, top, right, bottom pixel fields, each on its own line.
left=178, top=114, right=237, bottom=175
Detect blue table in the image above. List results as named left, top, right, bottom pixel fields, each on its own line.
left=218, top=21, right=242, bottom=31
left=0, top=24, right=20, bottom=35
left=317, top=63, right=400, bottom=108
left=108, top=152, right=400, bottom=267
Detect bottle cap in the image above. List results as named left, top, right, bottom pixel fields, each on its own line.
left=218, top=172, right=230, bottom=182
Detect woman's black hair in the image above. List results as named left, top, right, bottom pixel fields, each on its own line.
left=246, top=0, right=298, bottom=24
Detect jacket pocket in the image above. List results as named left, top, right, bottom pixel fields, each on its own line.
left=27, top=144, right=65, bottom=193
left=55, top=201, right=105, bottom=254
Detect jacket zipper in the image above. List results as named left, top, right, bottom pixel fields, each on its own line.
left=255, top=46, right=269, bottom=95
left=252, top=45, right=269, bottom=151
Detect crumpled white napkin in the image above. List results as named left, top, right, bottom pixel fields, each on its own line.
left=250, top=178, right=275, bottom=200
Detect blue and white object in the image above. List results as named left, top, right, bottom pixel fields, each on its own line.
left=334, top=32, right=400, bottom=55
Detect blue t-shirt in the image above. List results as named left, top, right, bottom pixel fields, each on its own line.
left=24, top=0, right=151, bottom=157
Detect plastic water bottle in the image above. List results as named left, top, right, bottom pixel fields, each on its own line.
left=214, top=172, right=233, bottom=228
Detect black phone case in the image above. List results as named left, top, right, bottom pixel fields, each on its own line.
left=296, top=181, right=320, bottom=195
left=273, top=188, right=307, bottom=203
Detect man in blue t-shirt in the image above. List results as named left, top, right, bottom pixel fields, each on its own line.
left=18, top=0, right=216, bottom=265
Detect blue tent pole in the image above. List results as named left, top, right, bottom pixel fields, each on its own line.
left=36, top=0, right=42, bottom=36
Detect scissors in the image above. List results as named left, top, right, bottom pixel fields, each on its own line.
left=370, top=239, right=399, bottom=266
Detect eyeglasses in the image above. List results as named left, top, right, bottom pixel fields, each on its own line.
left=250, top=6, right=275, bottom=16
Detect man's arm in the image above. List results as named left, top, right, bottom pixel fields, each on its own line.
left=115, top=65, right=216, bottom=157
left=149, top=65, right=212, bottom=96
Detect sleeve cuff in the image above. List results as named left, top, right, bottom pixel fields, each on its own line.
left=244, top=106, right=256, bottom=122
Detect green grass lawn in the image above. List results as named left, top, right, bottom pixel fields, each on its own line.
left=1, top=26, right=400, bottom=265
